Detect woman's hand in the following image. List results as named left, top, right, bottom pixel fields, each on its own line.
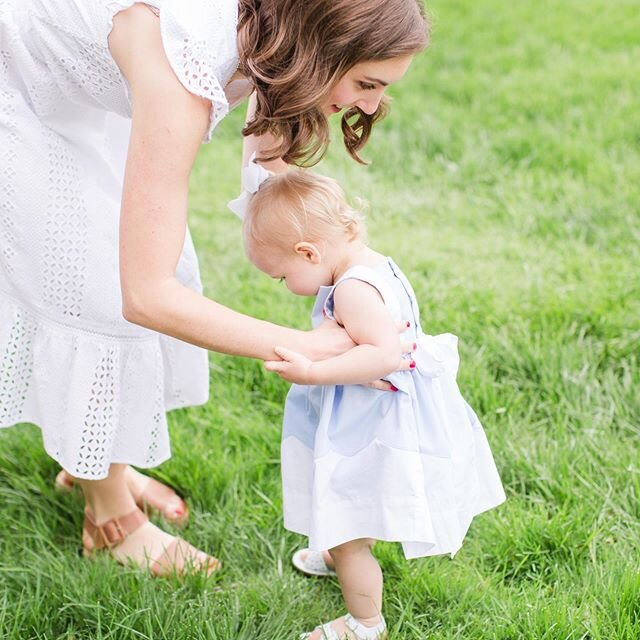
left=305, top=318, right=357, bottom=359
left=306, top=318, right=414, bottom=360
left=362, top=322, right=417, bottom=391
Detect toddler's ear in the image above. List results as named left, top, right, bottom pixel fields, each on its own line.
left=294, top=241, right=322, bottom=263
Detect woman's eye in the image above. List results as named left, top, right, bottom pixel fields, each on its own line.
left=358, top=82, right=376, bottom=91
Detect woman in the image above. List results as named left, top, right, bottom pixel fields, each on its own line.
left=0, top=0, right=428, bottom=575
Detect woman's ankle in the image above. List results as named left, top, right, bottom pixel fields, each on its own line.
left=86, top=494, right=138, bottom=523
left=78, top=464, right=138, bottom=524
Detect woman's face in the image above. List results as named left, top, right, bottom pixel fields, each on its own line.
left=325, top=54, right=414, bottom=116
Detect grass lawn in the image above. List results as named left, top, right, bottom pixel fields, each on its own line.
left=1, top=0, right=638, bottom=638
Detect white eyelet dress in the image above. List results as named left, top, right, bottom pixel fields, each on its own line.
left=0, top=0, right=241, bottom=479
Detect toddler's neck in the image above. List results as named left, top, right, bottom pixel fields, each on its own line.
left=330, top=241, right=387, bottom=285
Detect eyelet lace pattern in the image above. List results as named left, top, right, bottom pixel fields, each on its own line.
left=0, top=0, right=234, bottom=477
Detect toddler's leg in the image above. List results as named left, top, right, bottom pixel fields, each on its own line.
left=330, top=538, right=383, bottom=626
left=303, top=539, right=386, bottom=639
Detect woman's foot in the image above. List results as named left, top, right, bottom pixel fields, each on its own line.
left=82, top=507, right=219, bottom=576
left=292, top=548, right=336, bottom=576
left=57, top=466, right=188, bottom=525
left=303, top=614, right=386, bottom=640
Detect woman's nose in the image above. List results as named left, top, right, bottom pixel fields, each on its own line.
left=356, top=91, right=384, bottom=115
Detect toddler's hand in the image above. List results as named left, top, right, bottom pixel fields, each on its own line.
left=265, top=346, right=314, bottom=384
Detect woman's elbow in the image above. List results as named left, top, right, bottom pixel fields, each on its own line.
left=121, top=285, right=156, bottom=328
left=121, top=297, right=145, bottom=326
left=121, top=275, right=179, bottom=329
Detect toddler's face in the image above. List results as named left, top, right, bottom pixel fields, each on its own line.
left=245, top=238, right=333, bottom=297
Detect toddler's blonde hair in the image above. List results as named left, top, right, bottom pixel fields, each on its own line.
left=244, top=170, right=367, bottom=251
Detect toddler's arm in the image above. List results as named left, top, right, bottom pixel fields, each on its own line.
left=266, top=279, right=404, bottom=385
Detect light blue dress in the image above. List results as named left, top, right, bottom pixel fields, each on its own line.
left=281, top=258, right=506, bottom=558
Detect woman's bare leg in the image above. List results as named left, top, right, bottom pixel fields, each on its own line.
left=59, top=466, right=187, bottom=522
left=78, top=463, right=135, bottom=520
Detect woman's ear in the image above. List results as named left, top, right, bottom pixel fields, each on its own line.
left=293, top=241, right=322, bottom=263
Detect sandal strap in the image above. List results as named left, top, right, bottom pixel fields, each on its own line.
left=140, top=477, right=181, bottom=505
left=302, top=622, right=341, bottom=640
left=295, top=549, right=335, bottom=576
left=344, top=614, right=387, bottom=640
left=305, top=550, right=330, bottom=573
left=302, top=616, right=387, bottom=640
left=150, top=537, right=179, bottom=575
left=83, top=508, right=148, bottom=550
left=320, top=623, right=341, bottom=640
left=149, top=538, right=220, bottom=576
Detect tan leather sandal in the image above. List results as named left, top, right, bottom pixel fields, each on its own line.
left=82, top=508, right=220, bottom=577
left=57, top=469, right=189, bottom=526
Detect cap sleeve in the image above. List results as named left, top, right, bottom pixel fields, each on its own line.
left=158, top=0, right=240, bottom=142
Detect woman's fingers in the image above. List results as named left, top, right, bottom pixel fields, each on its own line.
left=308, top=319, right=356, bottom=359
left=366, top=355, right=415, bottom=392
left=401, top=340, right=417, bottom=355
left=368, top=331, right=416, bottom=391
left=396, top=320, right=410, bottom=333
left=364, top=379, right=398, bottom=392
left=361, top=322, right=416, bottom=392
left=397, top=357, right=416, bottom=371
left=397, top=320, right=416, bottom=355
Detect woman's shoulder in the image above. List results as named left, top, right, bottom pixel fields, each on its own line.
left=159, top=0, right=239, bottom=74
left=159, top=0, right=241, bottom=137
left=111, top=0, right=240, bottom=140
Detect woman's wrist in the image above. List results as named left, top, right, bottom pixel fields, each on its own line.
left=306, top=324, right=355, bottom=362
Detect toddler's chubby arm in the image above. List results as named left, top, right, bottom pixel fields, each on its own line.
left=266, top=279, right=406, bottom=385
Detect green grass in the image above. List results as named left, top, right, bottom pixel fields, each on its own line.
left=1, top=0, right=639, bottom=637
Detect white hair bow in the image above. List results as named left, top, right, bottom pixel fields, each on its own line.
left=227, top=153, right=273, bottom=220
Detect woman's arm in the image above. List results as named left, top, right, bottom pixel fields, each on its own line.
left=266, top=279, right=406, bottom=385
left=241, top=93, right=289, bottom=173
left=109, top=6, right=345, bottom=361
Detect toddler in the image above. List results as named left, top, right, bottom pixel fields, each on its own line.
left=230, top=161, right=506, bottom=640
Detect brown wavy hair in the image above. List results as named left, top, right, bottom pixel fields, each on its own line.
left=237, top=0, right=430, bottom=166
